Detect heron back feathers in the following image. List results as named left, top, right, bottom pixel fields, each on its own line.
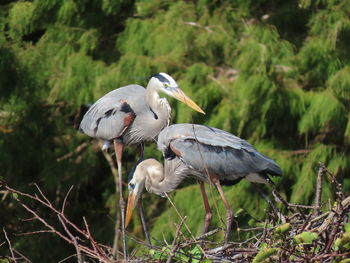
left=158, top=124, right=282, bottom=185
left=79, top=85, right=146, bottom=140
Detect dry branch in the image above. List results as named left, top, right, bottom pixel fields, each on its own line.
left=1, top=182, right=115, bottom=263
left=1, top=162, right=349, bottom=262
left=153, top=163, right=350, bottom=262
left=3, top=228, right=16, bottom=263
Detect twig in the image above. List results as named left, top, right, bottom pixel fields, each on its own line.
left=14, top=196, right=72, bottom=244
left=32, top=184, right=90, bottom=238
left=83, top=217, right=107, bottom=257
left=273, top=190, right=316, bottom=209
left=0, top=189, right=10, bottom=201
left=101, top=147, right=118, bottom=182
left=298, top=212, right=314, bottom=233
left=206, top=243, right=235, bottom=254
left=62, top=185, right=74, bottom=214
left=58, top=215, right=83, bottom=263
left=34, top=183, right=52, bottom=206
left=261, top=219, right=268, bottom=244
left=12, top=248, right=32, bottom=263
left=164, top=192, right=195, bottom=240
left=3, top=183, right=114, bottom=263
left=257, top=187, right=286, bottom=224
left=314, top=164, right=325, bottom=215
left=314, top=196, right=350, bottom=233
left=126, top=230, right=157, bottom=250
left=304, top=211, right=330, bottom=230
left=15, top=230, right=56, bottom=236
left=58, top=254, right=78, bottom=263
left=195, top=228, right=220, bottom=240
left=56, top=142, right=88, bottom=162
left=3, top=228, right=17, bottom=263
left=225, top=248, right=258, bottom=254
left=166, top=218, right=186, bottom=263
left=309, top=211, right=330, bottom=223
left=323, top=164, right=344, bottom=201
left=313, top=251, right=350, bottom=260
left=238, top=227, right=265, bottom=232
left=164, top=192, right=208, bottom=259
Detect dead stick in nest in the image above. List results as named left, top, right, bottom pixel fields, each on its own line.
left=314, top=164, right=325, bottom=216
left=206, top=243, right=235, bottom=254
left=164, top=192, right=208, bottom=259
left=255, top=186, right=286, bottom=224
left=195, top=228, right=220, bottom=240
left=313, top=251, right=350, bottom=260
left=166, top=218, right=186, bottom=263
left=272, top=190, right=317, bottom=210
left=314, top=195, right=350, bottom=233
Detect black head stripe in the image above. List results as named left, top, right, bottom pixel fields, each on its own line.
left=152, top=73, right=170, bottom=84
left=127, top=158, right=144, bottom=183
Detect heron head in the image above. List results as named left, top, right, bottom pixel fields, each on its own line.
left=151, top=73, right=205, bottom=114
left=125, top=162, right=146, bottom=228
left=125, top=159, right=164, bottom=227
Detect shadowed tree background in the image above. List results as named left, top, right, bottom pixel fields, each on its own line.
left=0, top=0, right=349, bottom=261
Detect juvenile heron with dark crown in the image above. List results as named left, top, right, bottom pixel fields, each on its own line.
left=125, top=124, right=282, bottom=243
left=79, top=73, right=205, bottom=256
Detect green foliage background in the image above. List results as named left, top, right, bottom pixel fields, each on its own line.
left=0, top=0, right=349, bottom=260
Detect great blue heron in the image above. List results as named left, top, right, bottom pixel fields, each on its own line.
left=79, top=73, right=205, bottom=255
left=125, top=124, right=282, bottom=242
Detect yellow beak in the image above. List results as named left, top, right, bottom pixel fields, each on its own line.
left=173, top=89, right=205, bottom=115
left=125, top=191, right=136, bottom=228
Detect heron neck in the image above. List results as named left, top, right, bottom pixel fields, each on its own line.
left=145, top=82, right=160, bottom=107
left=145, top=82, right=171, bottom=126
left=143, top=158, right=187, bottom=195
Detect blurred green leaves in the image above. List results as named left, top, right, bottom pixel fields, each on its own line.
left=1, top=0, right=350, bottom=260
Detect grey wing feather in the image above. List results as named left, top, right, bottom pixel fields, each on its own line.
left=79, top=85, right=145, bottom=140
left=158, top=124, right=282, bottom=180
left=158, top=124, right=256, bottom=152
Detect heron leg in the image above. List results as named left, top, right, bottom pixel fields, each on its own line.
left=137, top=142, right=145, bottom=160
left=199, top=181, right=212, bottom=234
left=113, top=139, right=127, bottom=259
left=136, top=143, right=151, bottom=246
left=138, top=196, right=151, bottom=246
left=211, top=176, right=233, bottom=243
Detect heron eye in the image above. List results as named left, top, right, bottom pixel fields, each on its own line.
left=163, top=83, right=168, bottom=88
left=129, top=183, right=135, bottom=189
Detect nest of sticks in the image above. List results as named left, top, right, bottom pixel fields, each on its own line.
left=1, top=163, right=349, bottom=262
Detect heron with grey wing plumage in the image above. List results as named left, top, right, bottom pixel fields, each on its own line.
left=125, top=124, right=282, bottom=243
left=79, top=74, right=205, bottom=257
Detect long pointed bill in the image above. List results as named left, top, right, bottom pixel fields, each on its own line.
left=125, top=191, right=136, bottom=228
left=172, top=88, right=205, bottom=114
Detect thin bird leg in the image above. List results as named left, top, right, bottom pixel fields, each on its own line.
left=136, top=142, right=151, bottom=247
left=113, top=139, right=127, bottom=259
left=138, top=196, right=151, bottom=246
left=137, top=142, right=145, bottom=160
left=199, top=181, right=212, bottom=234
left=211, top=175, right=233, bottom=243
